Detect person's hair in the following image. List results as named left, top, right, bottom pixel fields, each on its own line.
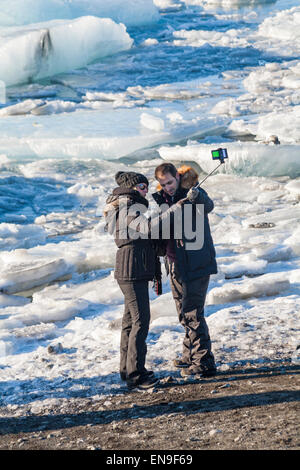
left=154, top=162, right=177, bottom=180
left=177, top=165, right=198, bottom=189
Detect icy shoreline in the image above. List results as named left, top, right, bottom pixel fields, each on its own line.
left=0, top=171, right=299, bottom=412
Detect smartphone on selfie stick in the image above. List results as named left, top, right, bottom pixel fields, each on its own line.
left=195, top=148, right=228, bottom=188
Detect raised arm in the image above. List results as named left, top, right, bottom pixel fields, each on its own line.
left=187, top=187, right=214, bottom=213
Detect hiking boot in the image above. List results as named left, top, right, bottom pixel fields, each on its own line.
left=143, top=369, right=154, bottom=378
left=120, top=369, right=154, bottom=382
left=120, top=371, right=127, bottom=381
left=173, top=358, right=191, bottom=368
left=127, top=375, right=159, bottom=391
left=181, top=366, right=217, bottom=378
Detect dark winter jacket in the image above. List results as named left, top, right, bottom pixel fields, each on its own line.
left=152, top=182, right=217, bottom=282
left=104, top=187, right=175, bottom=282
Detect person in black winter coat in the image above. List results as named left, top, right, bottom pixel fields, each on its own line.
left=104, top=170, right=181, bottom=390
left=153, top=163, right=217, bottom=377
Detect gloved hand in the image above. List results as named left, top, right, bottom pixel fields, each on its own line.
left=175, top=198, right=186, bottom=207
left=153, top=278, right=162, bottom=295
left=187, top=186, right=200, bottom=203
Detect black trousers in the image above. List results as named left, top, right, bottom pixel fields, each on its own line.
left=117, top=280, right=150, bottom=383
left=169, top=261, right=215, bottom=371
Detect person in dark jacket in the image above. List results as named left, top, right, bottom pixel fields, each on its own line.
left=153, top=163, right=217, bottom=377
left=104, top=170, right=181, bottom=390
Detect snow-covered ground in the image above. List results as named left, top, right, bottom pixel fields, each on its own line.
left=0, top=167, right=299, bottom=416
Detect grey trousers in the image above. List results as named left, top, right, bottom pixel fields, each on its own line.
left=117, top=280, right=150, bottom=383
left=169, top=261, right=215, bottom=371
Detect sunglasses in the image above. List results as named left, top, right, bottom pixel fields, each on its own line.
left=136, top=183, right=148, bottom=190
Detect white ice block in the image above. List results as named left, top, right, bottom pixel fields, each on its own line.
left=0, top=16, right=133, bottom=86
left=0, top=258, right=74, bottom=294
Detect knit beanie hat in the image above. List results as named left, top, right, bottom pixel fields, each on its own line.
left=115, top=171, right=149, bottom=189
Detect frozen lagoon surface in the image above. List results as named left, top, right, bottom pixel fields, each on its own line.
left=0, top=0, right=299, bottom=414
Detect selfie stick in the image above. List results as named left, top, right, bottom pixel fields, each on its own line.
left=179, top=148, right=228, bottom=203
left=194, top=160, right=224, bottom=189
left=180, top=148, right=228, bottom=201
left=193, top=148, right=228, bottom=188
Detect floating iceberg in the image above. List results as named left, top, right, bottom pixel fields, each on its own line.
left=159, top=141, right=300, bottom=178
left=0, top=16, right=133, bottom=86
left=0, top=104, right=227, bottom=160
left=0, top=258, right=74, bottom=295
left=0, top=0, right=160, bottom=27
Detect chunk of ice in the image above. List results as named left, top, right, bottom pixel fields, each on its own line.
left=0, top=258, right=74, bottom=294
left=207, top=273, right=290, bottom=304
left=0, top=16, right=133, bottom=86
